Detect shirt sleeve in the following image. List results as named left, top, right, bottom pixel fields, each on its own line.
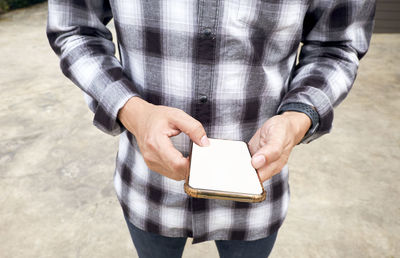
left=46, top=0, right=141, bottom=136
left=276, top=0, right=376, bottom=143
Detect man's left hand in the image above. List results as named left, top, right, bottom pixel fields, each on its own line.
left=248, top=111, right=312, bottom=182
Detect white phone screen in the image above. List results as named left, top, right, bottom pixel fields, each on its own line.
left=189, top=138, right=263, bottom=195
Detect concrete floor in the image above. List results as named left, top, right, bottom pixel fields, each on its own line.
left=0, top=3, right=399, bottom=258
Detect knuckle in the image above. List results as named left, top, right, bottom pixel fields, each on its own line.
left=259, top=136, right=268, bottom=146
left=141, top=150, right=157, bottom=166
left=270, top=146, right=283, bottom=158
left=190, top=121, right=203, bottom=135
left=166, top=107, right=179, bottom=116
left=171, top=158, right=184, bottom=171
left=142, top=151, right=152, bottom=163
left=170, top=162, right=179, bottom=171
left=170, top=107, right=185, bottom=117
left=144, top=135, right=156, bottom=149
left=260, top=131, right=269, bottom=143
left=258, top=137, right=269, bottom=148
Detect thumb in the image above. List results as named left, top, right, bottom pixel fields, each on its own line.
left=251, top=141, right=282, bottom=169
left=170, top=111, right=210, bottom=147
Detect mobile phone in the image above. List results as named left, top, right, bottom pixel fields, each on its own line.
left=184, top=138, right=266, bottom=203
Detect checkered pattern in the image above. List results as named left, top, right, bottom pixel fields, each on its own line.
left=47, top=0, right=375, bottom=243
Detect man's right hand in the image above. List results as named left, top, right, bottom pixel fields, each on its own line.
left=118, top=96, right=210, bottom=181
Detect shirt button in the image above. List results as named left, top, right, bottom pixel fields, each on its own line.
left=199, top=95, right=208, bottom=103
left=203, top=27, right=213, bottom=38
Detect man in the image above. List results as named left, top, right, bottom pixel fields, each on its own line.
left=47, top=0, right=375, bottom=257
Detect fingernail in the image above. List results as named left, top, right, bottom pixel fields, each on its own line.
left=252, top=155, right=265, bottom=168
left=201, top=135, right=210, bottom=146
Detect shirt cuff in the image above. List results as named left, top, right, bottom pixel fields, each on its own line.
left=92, top=78, right=141, bottom=136
left=277, top=102, right=320, bottom=144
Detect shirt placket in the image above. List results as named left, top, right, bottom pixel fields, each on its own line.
left=191, top=0, right=220, bottom=243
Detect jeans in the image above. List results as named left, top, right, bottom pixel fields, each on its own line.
left=124, top=216, right=278, bottom=258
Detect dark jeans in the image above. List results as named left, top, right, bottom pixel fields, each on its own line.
left=124, top=216, right=278, bottom=258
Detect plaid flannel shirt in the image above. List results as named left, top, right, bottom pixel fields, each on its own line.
left=47, top=0, right=375, bottom=243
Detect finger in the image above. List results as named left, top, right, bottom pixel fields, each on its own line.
left=248, top=128, right=261, bottom=155
left=257, top=166, right=270, bottom=182
left=184, top=156, right=190, bottom=180
left=158, top=135, right=189, bottom=180
left=257, top=160, right=283, bottom=182
left=165, top=127, right=181, bottom=137
left=251, top=140, right=283, bottom=169
left=170, top=110, right=209, bottom=147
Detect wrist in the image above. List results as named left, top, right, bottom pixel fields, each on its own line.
left=280, top=111, right=312, bottom=145
left=277, top=102, right=320, bottom=144
left=118, top=96, right=152, bottom=135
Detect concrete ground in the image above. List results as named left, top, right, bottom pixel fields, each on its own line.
left=0, top=3, right=399, bottom=258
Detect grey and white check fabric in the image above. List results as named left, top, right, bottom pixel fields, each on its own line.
left=47, top=0, right=375, bottom=243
